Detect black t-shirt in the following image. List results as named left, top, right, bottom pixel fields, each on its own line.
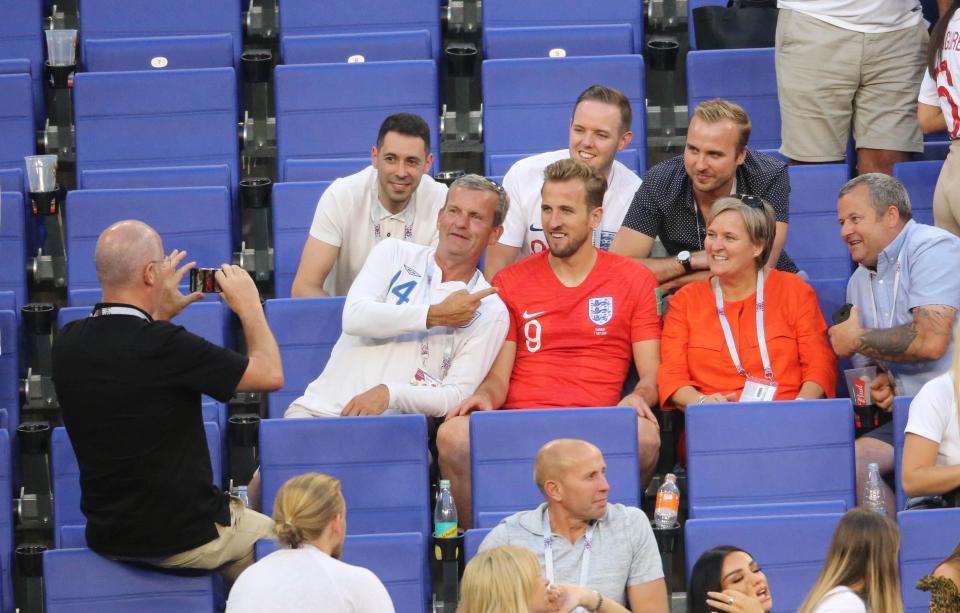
left=52, top=303, right=248, bottom=558
left=621, top=150, right=799, bottom=273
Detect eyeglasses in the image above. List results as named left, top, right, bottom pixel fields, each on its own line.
left=483, top=177, right=505, bottom=194
left=738, top=193, right=765, bottom=209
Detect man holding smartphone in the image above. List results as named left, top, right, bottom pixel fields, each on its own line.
left=52, top=220, right=283, bottom=584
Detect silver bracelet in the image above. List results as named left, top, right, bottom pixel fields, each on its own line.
left=697, top=394, right=706, bottom=404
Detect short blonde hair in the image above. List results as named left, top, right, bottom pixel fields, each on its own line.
left=273, top=473, right=345, bottom=548
left=458, top=546, right=541, bottom=613
left=542, top=158, right=607, bottom=210
left=692, top=99, right=752, bottom=152
left=707, top=196, right=776, bottom=269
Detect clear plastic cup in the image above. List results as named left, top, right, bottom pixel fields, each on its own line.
left=844, top=366, right=877, bottom=407
left=24, top=155, right=58, bottom=193
left=45, top=29, right=77, bottom=67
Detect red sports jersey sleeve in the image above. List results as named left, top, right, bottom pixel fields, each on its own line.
left=494, top=250, right=661, bottom=409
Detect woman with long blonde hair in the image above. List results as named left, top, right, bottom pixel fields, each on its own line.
left=797, top=509, right=902, bottom=613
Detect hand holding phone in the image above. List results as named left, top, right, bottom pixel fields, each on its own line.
left=832, top=303, right=853, bottom=326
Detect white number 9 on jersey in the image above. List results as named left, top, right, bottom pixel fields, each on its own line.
left=524, top=319, right=542, bottom=353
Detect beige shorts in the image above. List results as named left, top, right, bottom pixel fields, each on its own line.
left=284, top=401, right=336, bottom=418
left=775, top=9, right=927, bottom=161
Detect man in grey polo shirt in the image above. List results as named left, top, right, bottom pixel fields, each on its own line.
left=829, top=173, right=960, bottom=515
left=478, top=439, right=668, bottom=612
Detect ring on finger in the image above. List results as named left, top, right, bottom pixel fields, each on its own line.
left=728, top=597, right=735, bottom=605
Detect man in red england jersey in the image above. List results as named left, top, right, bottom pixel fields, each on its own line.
left=437, top=158, right=661, bottom=527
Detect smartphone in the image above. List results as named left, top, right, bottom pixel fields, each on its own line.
left=189, top=268, right=221, bottom=293
left=832, top=303, right=853, bottom=325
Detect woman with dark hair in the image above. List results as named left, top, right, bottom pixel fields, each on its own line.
left=919, top=541, right=960, bottom=612
left=687, top=546, right=772, bottom=613
left=918, top=0, right=960, bottom=236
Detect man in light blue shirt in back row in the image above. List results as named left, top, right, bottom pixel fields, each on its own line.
left=829, top=173, right=960, bottom=515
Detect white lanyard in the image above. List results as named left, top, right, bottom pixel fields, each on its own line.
left=417, top=263, right=483, bottom=381
left=542, top=508, right=595, bottom=589
left=90, top=306, right=151, bottom=321
left=712, top=269, right=773, bottom=381
left=868, top=251, right=903, bottom=329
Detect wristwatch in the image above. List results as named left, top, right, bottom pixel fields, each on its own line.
left=677, top=250, right=693, bottom=274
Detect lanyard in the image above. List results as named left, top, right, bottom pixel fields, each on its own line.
left=91, top=306, right=151, bottom=321
left=417, top=263, right=483, bottom=381
left=712, top=269, right=773, bottom=381
left=868, top=251, right=903, bottom=329
left=542, top=508, right=595, bottom=589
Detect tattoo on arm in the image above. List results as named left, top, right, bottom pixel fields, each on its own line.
left=857, top=305, right=956, bottom=363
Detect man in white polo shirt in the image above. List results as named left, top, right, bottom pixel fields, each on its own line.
left=286, top=175, right=510, bottom=418
left=483, top=85, right=642, bottom=280
left=291, top=113, right=448, bottom=297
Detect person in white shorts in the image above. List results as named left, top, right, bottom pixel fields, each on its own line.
left=483, top=85, right=641, bottom=279
left=775, top=0, right=928, bottom=175
left=919, top=1, right=960, bottom=236
left=291, top=112, right=448, bottom=297
left=227, top=473, right=395, bottom=613
left=286, top=174, right=510, bottom=418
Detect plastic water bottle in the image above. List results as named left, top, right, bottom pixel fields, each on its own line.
left=434, top=479, right=458, bottom=538
left=654, top=473, right=680, bottom=529
left=863, top=462, right=887, bottom=515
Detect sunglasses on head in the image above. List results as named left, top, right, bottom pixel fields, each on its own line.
left=738, top=194, right=764, bottom=209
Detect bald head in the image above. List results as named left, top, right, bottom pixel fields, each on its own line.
left=95, top=220, right=163, bottom=290
left=534, top=439, right=602, bottom=495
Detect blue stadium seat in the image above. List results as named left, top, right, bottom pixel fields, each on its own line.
left=259, top=416, right=430, bottom=536
left=0, top=192, right=26, bottom=308
left=692, top=500, right=847, bottom=518
left=686, top=400, right=856, bottom=517
left=52, top=423, right=224, bottom=549
left=470, top=407, right=641, bottom=528
left=786, top=164, right=853, bottom=280
left=271, top=181, right=330, bottom=298
left=486, top=149, right=642, bottom=179
left=893, top=159, right=942, bottom=227
left=893, top=395, right=912, bottom=514
left=263, top=297, right=345, bottom=418
left=464, top=527, right=492, bottom=564
left=482, top=55, right=646, bottom=174
left=64, top=186, right=233, bottom=306
left=283, top=158, right=370, bottom=183
left=0, top=292, right=13, bottom=310
left=255, top=532, right=429, bottom=613
left=282, top=31, right=432, bottom=64
left=483, top=24, right=635, bottom=59
left=73, top=68, right=239, bottom=200
left=685, top=513, right=843, bottom=613
left=44, top=547, right=216, bottom=612
left=0, top=430, right=12, bottom=612
left=83, top=34, right=235, bottom=72
left=78, top=0, right=242, bottom=67
left=0, top=0, right=44, bottom=126
left=806, top=277, right=853, bottom=398
left=79, top=164, right=231, bottom=192
left=687, top=0, right=727, bottom=50
left=922, top=133, right=950, bottom=161
left=483, top=0, right=644, bottom=51
left=687, top=48, right=780, bottom=152
left=0, top=311, right=20, bottom=437
left=898, top=508, right=960, bottom=612
left=274, top=61, right=439, bottom=182
left=278, top=0, right=441, bottom=59
left=0, top=73, right=35, bottom=194
left=58, top=301, right=231, bottom=348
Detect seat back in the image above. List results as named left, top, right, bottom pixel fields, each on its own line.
left=685, top=513, right=843, bottom=613
left=687, top=48, right=780, bottom=151
left=263, top=297, right=345, bottom=418
left=470, top=407, right=640, bottom=528
left=0, top=192, right=25, bottom=309
left=898, top=508, right=960, bottom=612
left=271, top=181, right=331, bottom=298
left=78, top=0, right=242, bottom=66
left=0, top=312, right=17, bottom=436
left=0, top=0, right=44, bottom=125
left=483, top=0, right=644, bottom=51
left=80, top=164, right=231, bottom=192
left=806, top=277, right=853, bottom=397
left=83, top=34, right=235, bottom=72
left=274, top=61, right=439, bottom=181
left=73, top=68, right=239, bottom=199
left=483, top=24, right=635, bottom=59
left=464, top=527, right=493, bottom=564
left=283, top=158, right=370, bottom=183
left=893, top=395, right=913, bottom=513
left=0, top=430, right=12, bottom=612
left=893, top=159, right=943, bottom=227
left=282, top=31, right=432, bottom=64
left=786, top=164, right=853, bottom=279
left=259, top=416, right=430, bottom=537
left=255, top=532, right=429, bottom=613
left=65, top=187, right=233, bottom=305
left=278, top=0, right=441, bottom=58
left=686, top=400, right=856, bottom=516
left=0, top=73, right=35, bottom=194
left=482, top=55, right=646, bottom=174
left=43, top=547, right=216, bottom=612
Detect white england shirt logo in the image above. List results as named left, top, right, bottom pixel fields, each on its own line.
left=588, top=297, right=613, bottom=325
